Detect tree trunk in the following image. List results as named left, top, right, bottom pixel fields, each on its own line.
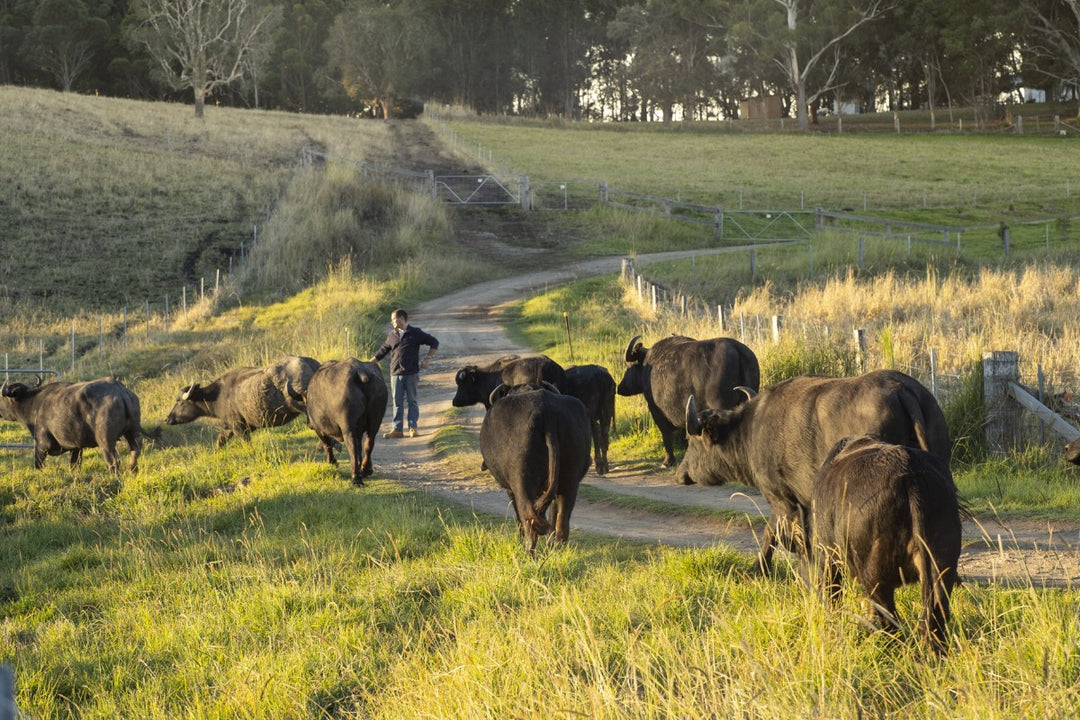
left=194, top=88, right=206, bottom=118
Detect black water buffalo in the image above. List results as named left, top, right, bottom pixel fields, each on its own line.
left=681, top=369, right=951, bottom=574
left=452, top=354, right=566, bottom=409
left=618, top=334, right=759, bottom=469
left=809, top=435, right=961, bottom=651
left=0, top=377, right=142, bottom=473
left=480, top=383, right=592, bottom=554
left=287, top=358, right=388, bottom=485
left=563, top=364, right=617, bottom=475
left=165, top=355, right=319, bottom=446
left=1065, top=437, right=1080, bottom=465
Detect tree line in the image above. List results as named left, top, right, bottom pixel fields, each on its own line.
left=2, top=0, right=1078, bottom=128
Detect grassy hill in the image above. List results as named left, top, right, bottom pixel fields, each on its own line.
left=2, top=88, right=1080, bottom=718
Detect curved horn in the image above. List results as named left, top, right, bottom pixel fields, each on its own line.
left=624, top=335, right=643, bottom=363
left=488, top=383, right=512, bottom=407
left=32, top=374, right=44, bottom=388
left=734, top=385, right=757, bottom=401
left=685, top=395, right=702, bottom=436
left=284, top=379, right=305, bottom=403
left=180, top=381, right=195, bottom=401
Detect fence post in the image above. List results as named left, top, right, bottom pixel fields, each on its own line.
left=519, top=176, right=531, bottom=211
left=428, top=170, right=437, bottom=201
left=771, top=315, right=782, bottom=343
left=854, top=328, right=867, bottom=373
left=718, top=305, right=725, bottom=333
left=749, top=249, right=756, bottom=278
left=599, top=181, right=608, bottom=204
left=621, top=257, right=633, bottom=281
left=714, top=207, right=724, bottom=239
left=929, top=348, right=938, bottom=398
left=983, top=350, right=1020, bottom=454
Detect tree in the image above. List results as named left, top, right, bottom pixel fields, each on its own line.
left=325, top=0, right=438, bottom=119
left=1022, top=0, right=1080, bottom=116
left=126, top=0, right=281, bottom=118
left=609, top=0, right=726, bottom=123
left=21, top=0, right=108, bottom=91
left=734, top=0, right=891, bottom=129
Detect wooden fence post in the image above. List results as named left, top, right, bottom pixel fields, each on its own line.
left=983, top=350, right=1020, bottom=454
left=519, top=176, right=530, bottom=210
left=854, top=328, right=867, bottom=373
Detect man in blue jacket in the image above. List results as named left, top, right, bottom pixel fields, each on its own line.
left=371, top=308, right=439, bottom=438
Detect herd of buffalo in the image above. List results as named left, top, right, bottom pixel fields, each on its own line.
left=5, top=332, right=1078, bottom=652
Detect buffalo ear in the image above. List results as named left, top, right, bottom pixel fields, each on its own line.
left=488, top=384, right=512, bottom=406
left=685, top=395, right=702, bottom=436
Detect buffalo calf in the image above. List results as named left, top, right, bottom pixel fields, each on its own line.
left=0, top=377, right=142, bottom=474
left=453, top=355, right=566, bottom=409
left=480, top=383, right=591, bottom=554
left=809, top=435, right=961, bottom=651
left=290, top=359, right=388, bottom=486
left=563, top=364, right=616, bottom=475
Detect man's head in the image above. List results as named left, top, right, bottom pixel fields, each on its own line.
left=391, top=308, right=409, bottom=331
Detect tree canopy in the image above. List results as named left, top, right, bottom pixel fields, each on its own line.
left=1, top=0, right=1077, bottom=122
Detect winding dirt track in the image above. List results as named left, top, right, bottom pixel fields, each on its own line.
left=366, top=252, right=1080, bottom=589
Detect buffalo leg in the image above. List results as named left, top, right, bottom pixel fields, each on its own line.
left=359, top=431, right=375, bottom=478
left=125, top=431, right=141, bottom=474
left=68, top=448, right=83, bottom=468
left=344, top=429, right=363, bottom=486
left=318, top=434, right=338, bottom=466
left=868, top=586, right=901, bottom=635
left=590, top=421, right=606, bottom=475
left=552, top=484, right=579, bottom=545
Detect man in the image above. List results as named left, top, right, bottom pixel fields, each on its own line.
left=370, top=308, right=439, bottom=438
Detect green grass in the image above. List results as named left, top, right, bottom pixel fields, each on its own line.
left=4, top=90, right=1080, bottom=718
left=436, top=116, right=1080, bottom=223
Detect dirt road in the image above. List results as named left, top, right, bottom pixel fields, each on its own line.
left=366, top=252, right=1080, bottom=588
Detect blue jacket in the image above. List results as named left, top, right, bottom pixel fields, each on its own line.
left=373, top=325, right=439, bottom=376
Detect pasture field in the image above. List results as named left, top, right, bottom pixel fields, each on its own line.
left=435, top=112, right=1080, bottom=227
left=2, top=90, right=1080, bottom=717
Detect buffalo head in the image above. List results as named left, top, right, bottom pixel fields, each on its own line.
left=488, top=381, right=560, bottom=407
left=616, top=335, right=648, bottom=397
left=452, top=366, right=485, bottom=407
left=678, top=394, right=745, bottom=486
left=165, top=382, right=206, bottom=425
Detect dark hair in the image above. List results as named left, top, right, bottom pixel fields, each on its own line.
left=391, top=308, right=408, bottom=321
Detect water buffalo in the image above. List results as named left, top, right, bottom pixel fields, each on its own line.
left=681, top=369, right=951, bottom=574
left=563, top=364, right=617, bottom=475
left=618, top=334, right=759, bottom=469
left=809, top=435, right=962, bottom=652
left=480, top=383, right=592, bottom=554
left=1065, top=437, right=1080, bottom=465
left=452, top=354, right=566, bottom=409
left=0, top=377, right=142, bottom=473
left=287, top=358, right=388, bottom=485
left=165, top=355, right=319, bottom=446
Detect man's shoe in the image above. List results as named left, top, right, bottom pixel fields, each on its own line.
left=409, top=427, right=418, bottom=438
left=383, top=429, right=404, bottom=439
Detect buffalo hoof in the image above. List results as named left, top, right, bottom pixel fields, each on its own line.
left=360, top=465, right=374, bottom=478
left=351, top=477, right=366, bottom=487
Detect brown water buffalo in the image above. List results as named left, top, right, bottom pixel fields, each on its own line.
left=165, top=355, right=319, bottom=446
left=452, top=355, right=566, bottom=409
left=0, top=377, right=142, bottom=473
left=681, top=370, right=951, bottom=574
left=618, top=334, right=759, bottom=469
left=480, top=383, right=592, bottom=554
left=563, top=364, right=617, bottom=475
left=809, top=435, right=962, bottom=652
left=288, top=358, right=388, bottom=485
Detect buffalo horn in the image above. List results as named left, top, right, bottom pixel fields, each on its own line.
left=685, top=395, right=702, bottom=436
left=180, top=382, right=195, bottom=401
left=734, top=386, right=757, bottom=401
left=32, top=374, right=44, bottom=388
left=623, top=335, right=643, bottom=363
left=284, top=379, right=305, bottom=402
left=488, top=383, right=510, bottom=407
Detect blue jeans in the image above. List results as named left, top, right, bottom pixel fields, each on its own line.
left=390, top=372, right=419, bottom=431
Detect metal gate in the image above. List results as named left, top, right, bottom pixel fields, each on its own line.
left=434, top=175, right=521, bottom=206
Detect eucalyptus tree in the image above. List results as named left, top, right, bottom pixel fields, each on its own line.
left=125, top=0, right=282, bottom=118
left=22, top=0, right=109, bottom=91
left=608, top=0, right=728, bottom=123
left=510, top=0, right=599, bottom=117
left=1020, top=0, right=1080, bottom=116
left=731, top=0, right=891, bottom=130
left=325, top=0, right=439, bottom=119
left=262, top=0, right=345, bottom=113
